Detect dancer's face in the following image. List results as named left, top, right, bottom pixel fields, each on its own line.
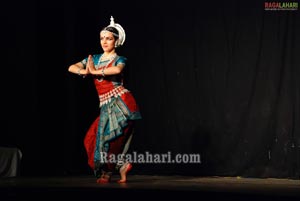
left=100, top=31, right=116, bottom=53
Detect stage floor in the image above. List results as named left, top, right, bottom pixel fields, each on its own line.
left=0, top=175, right=299, bottom=200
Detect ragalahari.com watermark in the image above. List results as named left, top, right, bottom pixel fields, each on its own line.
left=264, top=1, right=298, bottom=11
left=99, top=151, right=201, bottom=164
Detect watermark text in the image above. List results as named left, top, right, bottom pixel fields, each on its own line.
left=99, top=151, right=201, bottom=164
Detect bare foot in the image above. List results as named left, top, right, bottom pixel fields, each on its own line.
left=97, top=172, right=111, bottom=183
left=118, top=163, right=132, bottom=183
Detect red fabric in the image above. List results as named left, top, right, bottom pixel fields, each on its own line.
left=84, top=117, right=99, bottom=169
left=84, top=117, right=134, bottom=170
left=120, top=93, right=140, bottom=113
left=94, top=79, right=115, bottom=94
left=84, top=61, right=139, bottom=171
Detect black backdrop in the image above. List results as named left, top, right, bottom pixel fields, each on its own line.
left=1, top=0, right=299, bottom=179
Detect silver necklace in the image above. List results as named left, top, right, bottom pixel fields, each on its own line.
left=96, top=53, right=116, bottom=82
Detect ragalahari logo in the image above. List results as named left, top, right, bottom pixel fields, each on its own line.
left=265, top=1, right=298, bottom=10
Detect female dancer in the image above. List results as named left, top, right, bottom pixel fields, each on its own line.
left=68, top=16, right=141, bottom=183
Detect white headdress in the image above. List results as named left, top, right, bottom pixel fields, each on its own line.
left=102, top=16, right=126, bottom=47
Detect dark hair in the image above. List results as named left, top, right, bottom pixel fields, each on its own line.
left=102, top=26, right=119, bottom=39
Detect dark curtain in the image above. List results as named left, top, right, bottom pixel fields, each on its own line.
left=1, top=0, right=299, bottom=179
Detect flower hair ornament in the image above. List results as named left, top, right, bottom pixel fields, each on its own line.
left=101, top=16, right=126, bottom=48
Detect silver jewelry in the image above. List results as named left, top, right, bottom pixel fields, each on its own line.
left=96, top=53, right=116, bottom=82
left=100, top=16, right=126, bottom=48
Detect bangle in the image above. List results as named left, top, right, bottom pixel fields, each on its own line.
left=77, top=68, right=82, bottom=76
left=101, top=68, right=105, bottom=77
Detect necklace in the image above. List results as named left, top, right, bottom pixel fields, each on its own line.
left=96, top=53, right=117, bottom=82
left=99, top=53, right=116, bottom=62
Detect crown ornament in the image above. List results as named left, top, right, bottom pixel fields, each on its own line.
left=107, top=16, right=126, bottom=47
